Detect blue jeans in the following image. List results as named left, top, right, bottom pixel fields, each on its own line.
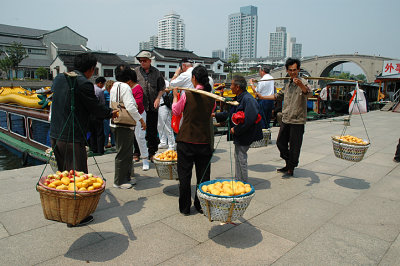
left=258, top=99, right=274, bottom=129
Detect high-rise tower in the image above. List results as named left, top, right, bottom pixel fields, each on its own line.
left=227, top=5, right=258, bottom=60
left=158, top=12, right=185, bottom=50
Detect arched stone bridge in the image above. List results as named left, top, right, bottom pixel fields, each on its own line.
left=270, top=54, right=395, bottom=88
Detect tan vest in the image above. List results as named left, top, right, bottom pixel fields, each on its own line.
left=176, top=91, right=215, bottom=144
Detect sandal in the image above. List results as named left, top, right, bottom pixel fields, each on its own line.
left=133, top=154, right=140, bottom=162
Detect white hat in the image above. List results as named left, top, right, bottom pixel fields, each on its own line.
left=136, top=50, right=155, bottom=60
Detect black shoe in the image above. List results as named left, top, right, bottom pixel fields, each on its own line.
left=394, top=158, right=400, bottom=163
left=282, top=170, right=294, bottom=178
left=277, top=166, right=288, bottom=173
left=67, top=215, right=94, bottom=227
left=180, top=211, right=190, bottom=216
left=195, top=206, right=203, bottom=214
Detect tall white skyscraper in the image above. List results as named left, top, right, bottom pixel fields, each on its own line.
left=269, top=27, right=302, bottom=58
left=158, top=12, right=185, bottom=50
left=269, top=27, right=287, bottom=58
left=227, top=5, right=258, bottom=60
left=212, top=49, right=224, bottom=59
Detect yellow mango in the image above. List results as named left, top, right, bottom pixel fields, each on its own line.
left=48, top=183, right=56, bottom=189
left=87, top=186, right=94, bottom=191
left=92, top=182, right=102, bottom=189
left=52, top=180, right=62, bottom=186
left=61, top=177, right=70, bottom=185
left=78, top=187, right=87, bottom=191
left=96, top=178, right=103, bottom=184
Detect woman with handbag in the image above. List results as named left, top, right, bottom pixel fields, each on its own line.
left=172, top=65, right=215, bottom=215
left=110, top=65, right=146, bottom=189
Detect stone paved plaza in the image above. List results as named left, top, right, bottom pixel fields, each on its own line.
left=0, top=110, right=399, bottom=265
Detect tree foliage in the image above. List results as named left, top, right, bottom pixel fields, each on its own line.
left=6, top=42, right=28, bottom=78
left=35, top=67, right=48, bottom=79
left=0, top=57, right=12, bottom=79
left=329, top=71, right=366, bottom=82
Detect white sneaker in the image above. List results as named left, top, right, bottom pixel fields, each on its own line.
left=158, top=143, right=169, bottom=149
left=142, top=159, right=150, bottom=171
left=168, top=145, right=176, bottom=150
left=113, top=183, right=133, bottom=189
left=128, top=177, right=137, bottom=185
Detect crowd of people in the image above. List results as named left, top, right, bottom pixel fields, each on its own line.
left=50, top=52, right=313, bottom=225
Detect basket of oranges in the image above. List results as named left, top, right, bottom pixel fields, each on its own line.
left=36, top=170, right=105, bottom=226
left=331, top=135, right=370, bottom=162
left=197, top=179, right=255, bottom=222
left=153, top=150, right=178, bottom=180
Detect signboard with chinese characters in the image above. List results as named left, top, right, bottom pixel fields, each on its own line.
left=382, top=60, right=400, bottom=76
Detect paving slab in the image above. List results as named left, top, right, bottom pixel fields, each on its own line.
left=161, top=222, right=296, bottom=265
left=250, top=193, right=343, bottom=243
left=0, top=223, right=101, bottom=265
left=0, top=203, right=54, bottom=235
left=273, top=223, right=391, bottom=265
left=379, top=233, right=400, bottom=266
left=331, top=194, right=400, bottom=242
left=37, top=221, right=199, bottom=265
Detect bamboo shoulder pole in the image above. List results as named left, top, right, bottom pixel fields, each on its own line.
left=253, top=76, right=364, bottom=83
left=166, top=86, right=239, bottom=106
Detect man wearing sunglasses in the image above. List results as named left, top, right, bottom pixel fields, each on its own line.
left=134, top=51, right=166, bottom=162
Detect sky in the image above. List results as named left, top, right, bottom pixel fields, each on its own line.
left=2, top=0, right=399, bottom=72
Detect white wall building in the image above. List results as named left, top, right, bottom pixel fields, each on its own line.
left=212, top=49, right=224, bottom=59
left=269, top=26, right=287, bottom=58
left=157, top=12, right=185, bottom=50
left=227, top=5, right=258, bottom=60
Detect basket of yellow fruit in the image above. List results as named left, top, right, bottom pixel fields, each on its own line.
left=331, top=135, right=370, bottom=162
left=197, top=179, right=255, bottom=222
left=36, top=170, right=105, bottom=226
left=250, top=128, right=271, bottom=148
left=153, top=150, right=178, bottom=180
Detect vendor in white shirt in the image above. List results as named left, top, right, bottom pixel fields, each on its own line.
left=170, top=58, right=194, bottom=89
left=250, top=65, right=275, bottom=129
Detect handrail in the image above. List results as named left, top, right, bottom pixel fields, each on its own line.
left=393, top=89, right=400, bottom=104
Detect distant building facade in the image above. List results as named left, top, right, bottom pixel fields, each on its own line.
left=136, top=48, right=228, bottom=82
left=139, top=35, right=158, bottom=51
left=0, top=24, right=88, bottom=79
left=227, top=5, right=258, bottom=60
left=158, top=12, right=185, bottom=50
left=212, top=49, right=224, bottom=59
left=269, top=26, right=287, bottom=58
left=269, top=27, right=302, bottom=59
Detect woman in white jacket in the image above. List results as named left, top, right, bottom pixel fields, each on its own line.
left=110, top=65, right=146, bottom=189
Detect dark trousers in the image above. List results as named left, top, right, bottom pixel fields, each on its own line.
left=112, top=127, right=135, bottom=185
left=395, top=138, right=400, bottom=161
left=258, top=99, right=274, bottom=129
left=177, top=142, right=212, bottom=214
left=146, top=110, right=160, bottom=157
left=89, top=119, right=105, bottom=154
left=276, top=122, right=305, bottom=170
left=51, top=139, right=88, bottom=173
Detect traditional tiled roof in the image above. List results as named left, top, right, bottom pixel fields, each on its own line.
left=19, top=58, right=53, bottom=68
left=0, top=35, right=45, bottom=48
left=151, top=47, right=203, bottom=61
left=53, top=43, right=88, bottom=52
left=92, top=52, right=126, bottom=66
left=0, top=24, right=48, bottom=38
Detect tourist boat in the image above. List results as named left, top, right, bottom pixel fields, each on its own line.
left=0, top=86, right=52, bottom=163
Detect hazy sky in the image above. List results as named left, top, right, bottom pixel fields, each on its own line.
left=2, top=0, right=398, bottom=60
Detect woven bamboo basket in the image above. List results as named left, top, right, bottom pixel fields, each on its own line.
left=36, top=177, right=105, bottom=225
left=331, top=136, right=370, bottom=162
left=153, top=158, right=178, bottom=180
left=197, top=179, right=255, bottom=222
left=250, top=129, right=271, bottom=148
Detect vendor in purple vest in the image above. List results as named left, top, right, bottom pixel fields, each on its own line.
left=172, top=65, right=215, bottom=215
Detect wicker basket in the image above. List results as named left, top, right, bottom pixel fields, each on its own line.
left=250, top=129, right=270, bottom=148
left=36, top=177, right=105, bottom=225
left=331, top=136, right=370, bottom=162
left=197, top=179, right=255, bottom=222
left=153, top=158, right=178, bottom=180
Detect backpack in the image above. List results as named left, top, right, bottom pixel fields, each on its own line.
left=162, top=91, right=174, bottom=109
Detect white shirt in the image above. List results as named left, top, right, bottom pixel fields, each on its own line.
left=255, top=73, right=275, bottom=97
left=170, top=67, right=194, bottom=89
left=109, top=81, right=142, bottom=129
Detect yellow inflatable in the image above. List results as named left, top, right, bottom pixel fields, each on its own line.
left=0, top=87, right=51, bottom=109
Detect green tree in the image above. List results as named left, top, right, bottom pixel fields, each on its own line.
left=0, top=57, right=13, bottom=79
left=6, top=42, right=28, bottom=79
left=35, top=67, right=48, bottom=79
left=228, top=54, right=239, bottom=79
